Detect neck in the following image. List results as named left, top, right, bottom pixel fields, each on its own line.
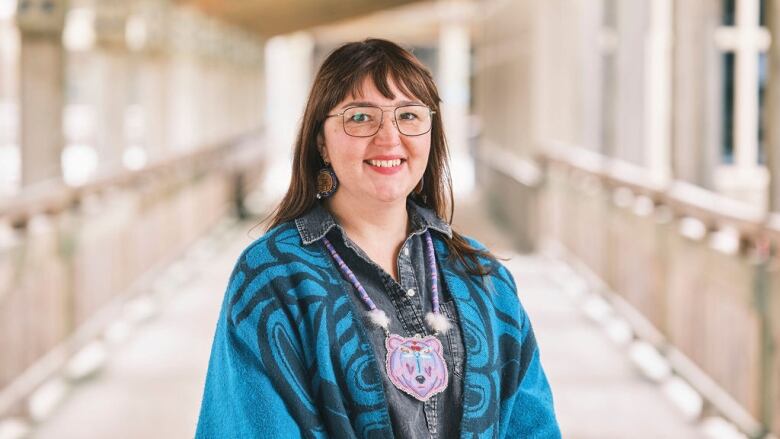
left=325, top=194, right=409, bottom=247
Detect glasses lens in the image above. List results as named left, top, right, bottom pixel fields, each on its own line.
left=343, top=107, right=382, bottom=137
left=395, top=105, right=432, bottom=136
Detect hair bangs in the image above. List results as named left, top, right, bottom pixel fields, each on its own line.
left=328, top=48, right=437, bottom=111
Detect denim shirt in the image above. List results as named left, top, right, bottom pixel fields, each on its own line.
left=295, top=199, right=465, bottom=439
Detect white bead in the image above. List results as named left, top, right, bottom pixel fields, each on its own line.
left=406, top=288, right=415, bottom=297
left=366, top=309, right=390, bottom=330
left=425, top=312, right=452, bottom=335
left=403, top=246, right=409, bottom=256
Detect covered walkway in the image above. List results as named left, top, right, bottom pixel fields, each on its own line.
left=2, top=1, right=780, bottom=438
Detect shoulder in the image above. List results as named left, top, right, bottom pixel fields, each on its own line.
left=461, top=234, right=490, bottom=254
left=443, top=233, right=518, bottom=292
left=222, top=221, right=331, bottom=325
left=227, top=220, right=329, bottom=300
left=439, top=235, right=532, bottom=344
left=236, top=221, right=306, bottom=268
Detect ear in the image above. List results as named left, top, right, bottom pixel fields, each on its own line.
left=317, top=132, right=329, bottom=163
left=425, top=336, right=443, bottom=355
left=386, top=334, right=404, bottom=351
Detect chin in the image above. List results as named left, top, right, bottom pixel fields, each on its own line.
left=370, top=188, right=410, bottom=204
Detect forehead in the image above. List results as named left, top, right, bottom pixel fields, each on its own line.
left=342, top=76, right=419, bottom=105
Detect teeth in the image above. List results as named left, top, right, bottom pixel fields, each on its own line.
left=368, top=159, right=402, bottom=168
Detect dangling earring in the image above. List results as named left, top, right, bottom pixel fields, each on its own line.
left=316, top=160, right=338, bottom=199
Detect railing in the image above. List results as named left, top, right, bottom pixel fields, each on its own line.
left=477, top=141, right=778, bottom=438
left=0, top=130, right=266, bottom=418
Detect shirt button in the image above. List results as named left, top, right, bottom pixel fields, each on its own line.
left=403, top=246, right=409, bottom=256
left=406, top=288, right=415, bottom=297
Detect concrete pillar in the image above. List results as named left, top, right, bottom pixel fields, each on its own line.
left=613, top=0, right=650, bottom=166
left=131, top=0, right=171, bottom=163
left=264, top=32, right=313, bottom=198
left=767, top=0, right=780, bottom=211
left=578, top=0, right=605, bottom=153
left=246, top=45, right=264, bottom=134
left=233, top=64, right=246, bottom=136
left=167, top=54, right=197, bottom=151
left=233, top=36, right=258, bottom=138
left=532, top=0, right=581, bottom=148
left=199, top=19, right=220, bottom=145
left=167, top=7, right=199, bottom=152
left=16, top=0, right=68, bottom=187
left=134, top=54, right=167, bottom=163
left=438, top=3, right=473, bottom=195
left=0, top=13, right=21, bottom=194
left=644, top=0, right=673, bottom=183
left=94, top=0, right=131, bottom=170
left=237, top=39, right=264, bottom=135
left=221, top=31, right=241, bottom=141
left=216, top=49, right=231, bottom=142
left=671, top=0, right=719, bottom=189
left=232, top=63, right=245, bottom=138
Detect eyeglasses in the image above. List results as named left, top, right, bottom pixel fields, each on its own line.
left=325, top=105, right=435, bottom=137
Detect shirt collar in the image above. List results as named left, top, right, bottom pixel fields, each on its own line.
left=294, top=198, right=453, bottom=246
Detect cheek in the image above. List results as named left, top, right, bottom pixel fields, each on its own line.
left=411, top=141, right=432, bottom=170
left=417, top=135, right=432, bottom=157
left=324, top=134, right=362, bottom=167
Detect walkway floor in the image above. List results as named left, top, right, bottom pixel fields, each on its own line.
left=29, top=192, right=706, bottom=439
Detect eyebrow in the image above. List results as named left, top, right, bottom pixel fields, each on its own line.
left=340, top=100, right=422, bottom=109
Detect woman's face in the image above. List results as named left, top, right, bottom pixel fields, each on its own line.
left=319, top=77, right=431, bottom=206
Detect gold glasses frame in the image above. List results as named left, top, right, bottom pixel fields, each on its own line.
left=325, top=104, right=436, bottom=137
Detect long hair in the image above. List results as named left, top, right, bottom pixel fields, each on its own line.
left=265, top=38, right=494, bottom=276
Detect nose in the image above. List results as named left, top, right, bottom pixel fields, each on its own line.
left=374, top=110, right=400, bottom=143
left=415, top=375, right=425, bottom=384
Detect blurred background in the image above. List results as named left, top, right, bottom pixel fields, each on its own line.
left=0, top=0, right=779, bottom=438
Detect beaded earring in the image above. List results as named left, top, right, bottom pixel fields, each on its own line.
left=316, top=160, right=338, bottom=200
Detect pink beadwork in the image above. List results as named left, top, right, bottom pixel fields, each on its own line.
left=385, top=334, right=448, bottom=402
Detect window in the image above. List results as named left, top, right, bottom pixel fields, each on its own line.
left=599, top=0, right=618, bottom=156
left=722, top=0, right=736, bottom=25
left=715, top=0, right=770, bottom=167
left=721, top=53, right=735, bottom=164
left=758, top=52, right=767, bottom=164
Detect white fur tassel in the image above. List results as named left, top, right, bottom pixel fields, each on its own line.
left=425, top=312, right=452, bottom=335
left=367, top=309, right=390, bottom=330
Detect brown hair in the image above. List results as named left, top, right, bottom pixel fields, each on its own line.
left=265, top=38, right=495, bottom=276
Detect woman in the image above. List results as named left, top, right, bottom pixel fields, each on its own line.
left=196, top=39, right=560, bottom=438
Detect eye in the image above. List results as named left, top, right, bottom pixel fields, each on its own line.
left=398, top=112, right=418, bottom=121
left=350, top=112, right=370, bottom=123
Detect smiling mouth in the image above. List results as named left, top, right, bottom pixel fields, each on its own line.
left=365, top=159, right=405, bottom=168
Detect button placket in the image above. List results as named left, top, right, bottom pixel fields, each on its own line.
left=379, top=274, right=418, bottom=333
left=398, top=238, right=422, bottom=311
left=402, top=234, right=442, bottom=438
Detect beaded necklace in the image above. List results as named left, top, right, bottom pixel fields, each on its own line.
left=322, top=230, right=451, bottom=402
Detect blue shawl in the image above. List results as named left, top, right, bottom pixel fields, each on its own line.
left=196, top=221, right=560, bottom=438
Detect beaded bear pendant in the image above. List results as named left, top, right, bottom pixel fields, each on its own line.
left=385, top=334, right=448, bottom=402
